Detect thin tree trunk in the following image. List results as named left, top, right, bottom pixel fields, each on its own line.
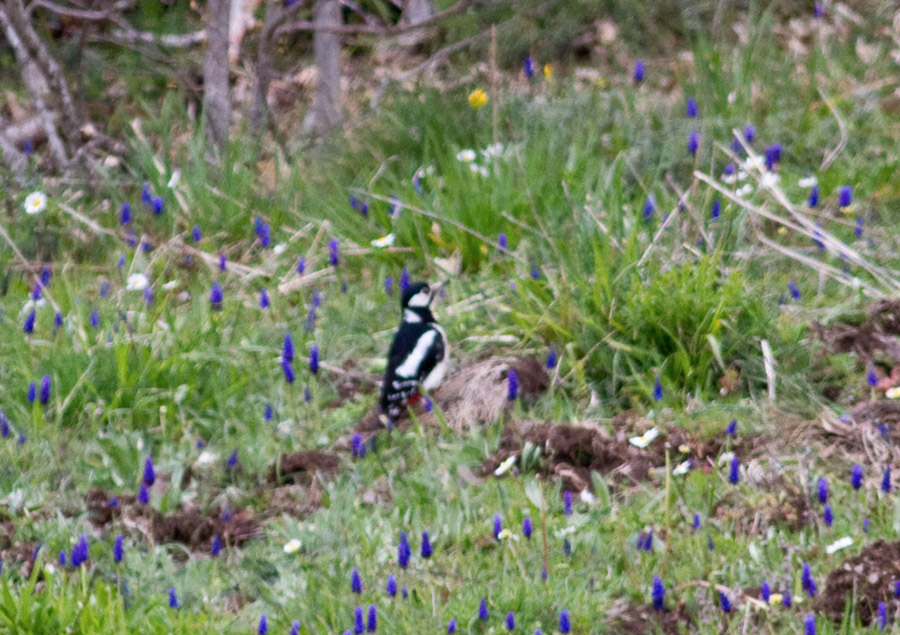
left=204, top=0, right=231, bottom=153
left=303, top=0, right=342, bottom=134
left=250, top=0, right=282, bottom=136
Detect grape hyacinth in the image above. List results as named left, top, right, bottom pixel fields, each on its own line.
left=524, top=57, right=535, bottom=78
left=823, top=504, right=833, bottom=527
left=219, top=253, right=227, bottom=271
left=653, top=374, right=663, bottom=401
left=505, top=611, right=515, bottom=630
left=523, top=517, right=533, bottom=539
left=559, top=610, right=570, bottom=633
left=211, top=534, right=221, bottom=556
left=39, top=375, right=51, bottom=405
left=719, top=591, right=731, bottom=613
left=546, top=344, right=557, bottom=369
left=808, top=185, right=820, bottom=208
left=398, top=531, right=411, bottom=569
left=367, top=604, right=377, bottom=633
left=643, top=197, right=655, bottom=221
left=761, top=581, right=770, bottom=602
left=447, top=618, right=457, bottom=633
left=210, top=281, right=223, bottom=310
left=726, top=419, right=737, bottom=436
left=309, top=345, right=319, bottom=375
left=143, top=456, right=156, bottom=486
left=354, top=606, right=364, bottom=634
left=139, top=482, right=150, bottom=504
left=421, top=531, right=433, bottom=559
left=24, top=309, right=36, bottom=334
left=688, top=130, right=699, bottom=155
left=729, top=456, right=740, bottom=484
left=839, top=186, right=852, bottom=208
left=711, top=198, right=721, bottom=219
left=493, top=514, right=503, bottom=540
left=686, top=97, right=698, bottom=117
left=478, top=598, right=489, bottom=621
left=386, top=574, right=397, bottom=597
left=851, top=464, right=863, bottom=490
left=817, top=476, right=828, bottom=504
left=258, top=614, right=268, bottom=635
left=633, top=60, right=645, bottom=83
left=168, top=587, right=179, bottom=609
left=652, top=576, right=665, bottom=610
left=788, top=281, right=801, bottom=301
left=563, top=490, right=573, bottom=515
left=805, top=614, right=816, bottom=635
left=882, top=467, right=892, bottom=493
left=260, top=288, right=269, bottom=309
left=114, top=535, right=124, bottom=563
left=351, top=568, right=362, bottom=593
left=507, top=369, right=518, bottom=401
left=329, top=238, right=340, bottom=267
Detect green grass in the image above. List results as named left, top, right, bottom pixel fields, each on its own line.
left=2, top=2, right=900, bottom=633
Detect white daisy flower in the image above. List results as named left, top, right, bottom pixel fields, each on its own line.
left=629, top=428, right=659, bottom=449
left=161, top=280, right=178, bottom=291
left=825, top=536, right=853, bottom=554
left=24, top=192, right=48, bottom=215
left=744, top=155, right=766, bottom=172
left=273, top=243, right=288, bottom=256
left=722, top=173, right=738, bottom=185
left=371, top=233, right=395, bottom=248
left=283, top=538, right=302, bottom=553
left=456, top=149, right=477, bottom=163
left=126, top=273, right=149, bottom=291
left=493, top=454, right=517, bottom=476
left=481, top=143, right=505, bottom=160
left=196, top=451, right=218, bottom=466
left=167, top=169, right=181, bottom=189
left=760, top=172, right=781, bottom=189
left=673, top=459, right=692, bottom=476
left=736, top=184, right=754, bottom=197
left=886, top=387, right=900, bottom=399
left=798, top=175, right=817, bottom=188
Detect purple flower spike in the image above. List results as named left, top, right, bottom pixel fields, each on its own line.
left=546, top=344, right=557, bottom=369
left=633, top=60, right=645, bottom=83
left=686, top=98, right=698, bottom=118
left=839, top=186, right=852, bottom=208
left=260, top=288, right=270, bottom=309
left=258, top=614, right=268, bottom=635
left=524, top=57, right=535, bottom=78
left=559, top=610, right=571, bottom=633
left=168, top=587, right=179, bottom=609
left=447, top=618, right=457, bottom=633
left=282, top=360, right=295, bottom=383
left=366, top=604, right=377, bottom=633
left=643, top=197, right=655, bottom=220
left=726, top=419, right=737, bottom=436
left=309, top=345, right=319, bottom=375
left=152, top=196, right=164, bottom=215
left=27, top=382, right=36, bottom=403
left=498, top=233, right=508, bottom=251
left=882, top=466, right=891, bottom=493
left=743, top=124, right=755, bottom=142
left=386, top=574, right=397, bottom=597
left=711, top=198, right=721, bottom=219
left=297, top=257, right=305, bottom=274
left=805, top=614, right=816, bottom=635
left=329, top=238, right=340, bottom=267
left=523, top=517, right=532, bottom=539
left=398, top=531, right=411, bottom=569
left=653, top=374, right=663, bottom=401
left=138, top=482, right=150, bottom=504
left=563, top=490, right=573, bottom=515
left=808, top=185, right=819, bottom=208
left=143, top=456, right=156, bottom=486
left=120, top=203, right=131, bottom=225
left=505, top=611, right=515, bottom=630
left=421, top=531, right=433, bottom=559
left=868, top=362, right=878, bottom=387
left=719, top=591, right=732, bottom=613
left=823, top=504, right=833, bottom=526
left=817, top=476, right=828, bottom=504
left=507, top=369, right=518, bottom=401
left=478, top=598, right=489, bottom=621
left=652, top=576, right=665, bottom=610
left=688, top=130, right=699, bottom=155
left=351, top=568, right=362, bottom=593
left=210, top=281, right=223, bottom=310
left=851, top=464, right=863, bottom=490
left=729, top=456, right=740, bottom=484
left=24, top=309, right=36, bottom=334
left=761, top=581, right=770, bottom=602
left=354, top=606, right=364, bottom=634
left=788, top=281, right=800, bottom=301
left=39, top=375, right=51, bottom=405
left=493, top=514, right=502, bottom=540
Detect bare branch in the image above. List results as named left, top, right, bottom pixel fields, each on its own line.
left=100, top=28, right=207, bottom=48
left=275, top=0, right=475, bottom=37
left=25, top=0, right=136, bottom=20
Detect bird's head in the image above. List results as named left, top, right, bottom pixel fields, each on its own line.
left=401, top=281, right=445, bottom=317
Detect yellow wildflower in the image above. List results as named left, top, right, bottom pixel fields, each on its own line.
left=543, top=64, right=553, bottom=80
left=468, top=89, right=488, bottom=111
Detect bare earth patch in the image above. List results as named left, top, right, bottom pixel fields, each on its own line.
left=269, top=450, right=341, bottom=484
left=817, top=539, right=900, bottom=625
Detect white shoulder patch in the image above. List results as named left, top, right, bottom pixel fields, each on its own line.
left=403, top=309, right=422, bottom=323
left=395, top=329, right=438, bottom=378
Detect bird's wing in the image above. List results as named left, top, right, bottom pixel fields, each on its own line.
left=380, top=323, right=445, bottom=417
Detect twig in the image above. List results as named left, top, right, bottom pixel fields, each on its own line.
left=817, top=85, right=848, bottom=171
left=351, top=190, right=531, bottom=265
left=25, top=0, right=135, bottom=20
left=0, top=223, right=61, bottom=313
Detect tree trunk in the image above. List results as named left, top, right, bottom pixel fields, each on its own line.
left=303, top=0, right=342, bottom=134
left=250, top=0, right=282, bottom=136
left=204, top=0, right=232, bottom=154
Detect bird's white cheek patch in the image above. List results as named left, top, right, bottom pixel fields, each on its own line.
left=395, top=330, right=437, bottom=377
left=407, top=291, right=431, bottom=307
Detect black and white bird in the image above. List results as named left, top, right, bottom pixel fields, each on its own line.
left=380, top=281, right=449, bottom=420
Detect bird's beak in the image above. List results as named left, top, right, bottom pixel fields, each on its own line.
left=429, top=280, right=447, bottom=302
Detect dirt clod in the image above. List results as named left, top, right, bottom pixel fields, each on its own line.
left=269, top=450, right=340, bottom=484
left=817, top=539, right=900, bottom=624
left=151, top=508, right=260, bottom=549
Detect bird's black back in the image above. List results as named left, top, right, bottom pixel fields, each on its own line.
left=379, top=318, right=445, bottom=418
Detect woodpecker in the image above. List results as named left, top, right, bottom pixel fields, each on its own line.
left=380, top=281, right=449, bottom=420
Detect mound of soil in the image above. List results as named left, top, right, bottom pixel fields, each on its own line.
left=817, top=539, right=900, bottom=624
left=480, top=419, right=758, bottom=491
left=151, top=508, right=260, bottom=549
left=269, top=450, right=340, bottom=484
left=816, top=300, right=900, bottom=360
left=606, top=602, right=692, bottom=634
left=85, top=487, right=136, bottom=526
